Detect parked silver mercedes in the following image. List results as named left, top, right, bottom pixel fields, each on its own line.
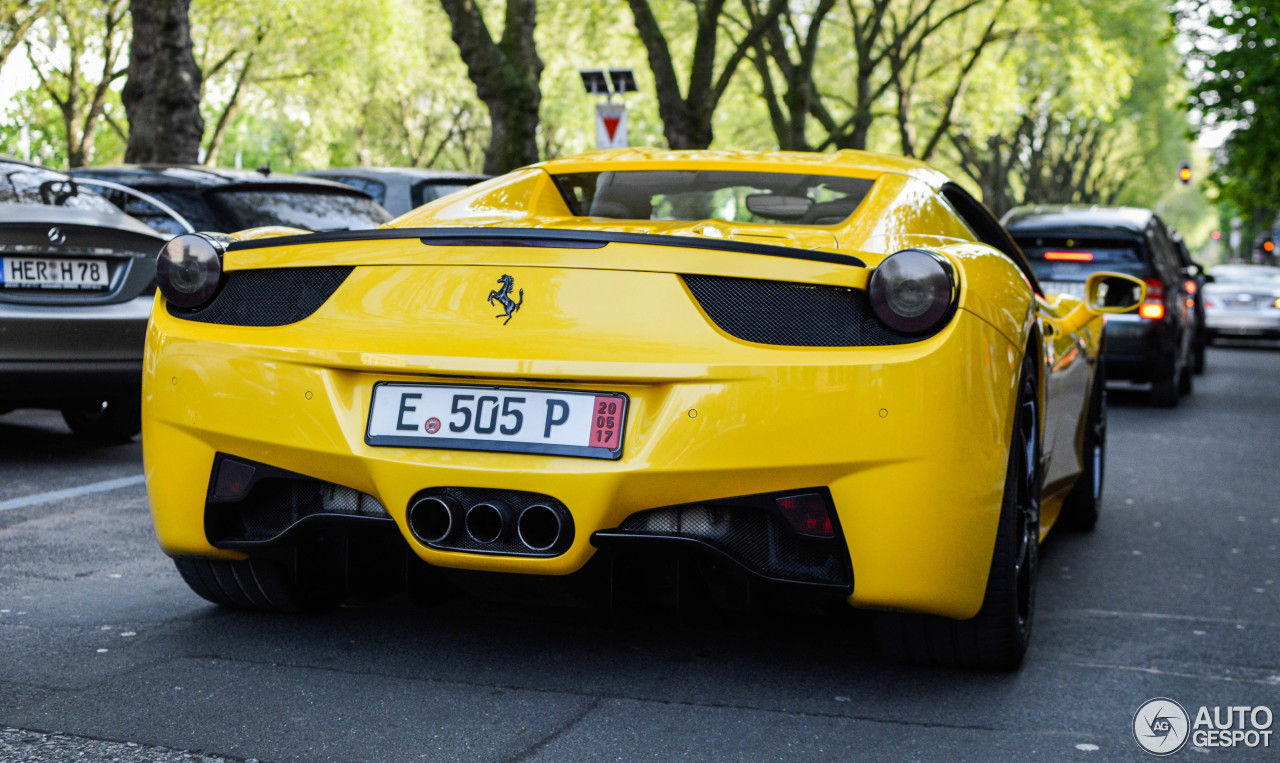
left=1204, top=264, right=1280, bottom=342
left=1, top=157, right=166, bottom=441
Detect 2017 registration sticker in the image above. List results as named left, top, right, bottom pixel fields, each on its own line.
left=365, top=382, right=628, bottom=460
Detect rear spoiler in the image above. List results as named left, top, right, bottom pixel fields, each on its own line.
left=225, top=227, right=867, bottom=268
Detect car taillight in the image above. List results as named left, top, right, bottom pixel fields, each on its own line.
left=1139, top=303, right=1166, bottom=320
left=1140, top=277, right=1165, bottom=320
left=1185, top=280, right=1197, bottom=295
left=156, top=233, right=227, bottom=308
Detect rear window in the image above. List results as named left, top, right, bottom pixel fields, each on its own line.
left=0, top=168, right=121, bottom=215
left=550, top=170, right=875, bottom=226
left=208, top=188, right=392, bottom=231
left=1014, top=237, right=1151, bottom=281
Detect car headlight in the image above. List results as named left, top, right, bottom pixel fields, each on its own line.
left=868, top=248, right=957, bottom=335
left=156, top=233, right=229, bottom=308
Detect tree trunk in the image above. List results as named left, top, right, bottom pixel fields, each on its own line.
left=439, top=0, right=542, bottom=175
left=123, top=0, right=204, bottom=163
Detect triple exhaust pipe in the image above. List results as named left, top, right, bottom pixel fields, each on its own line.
left=407, top=494, right=567, bottom=554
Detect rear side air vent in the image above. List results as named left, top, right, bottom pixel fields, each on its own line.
left=683, top=274, right=919, bottom=347
left=168, top=266, right=352, bottom=327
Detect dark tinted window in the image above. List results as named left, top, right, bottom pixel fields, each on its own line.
left=1016, top=237, right=1151, bottom=281
left=139, top=188, right=224, bottom=231
left=206, top=188, right=391, bottom=231
left=551, top=170, right=874, bottom=226
left=411, top=181, right=475, bottom=207
left=328, top=176, right=386, bottom=204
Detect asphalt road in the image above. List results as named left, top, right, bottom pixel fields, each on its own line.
left=2, top=344, right=1278, bottom=762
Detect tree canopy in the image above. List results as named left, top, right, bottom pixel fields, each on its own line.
left=0, top=0, right=1205, bottom=236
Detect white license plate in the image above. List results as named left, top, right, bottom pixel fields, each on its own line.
left=0, top=256, right=110, bottom=289
left=365, top=383, right=628, bottom=460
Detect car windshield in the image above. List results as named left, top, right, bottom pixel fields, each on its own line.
left=207, top=187, right=392, bottom=231
left=1210, top=266, right=1280, bottom=285
left=550, top=170, right=875, bottom=226
left=1016, top=237, right=1151, bottom=281
left=0, top=168, right=122, bottom=215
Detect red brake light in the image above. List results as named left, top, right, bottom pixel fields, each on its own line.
left=1185, top=280, right=1197, bottom=295
left=1044, top=251, right=1094, bottom=261
left=775, top=494, right=834, bottom=538
left=1139, top=278, right=1165, bottom=320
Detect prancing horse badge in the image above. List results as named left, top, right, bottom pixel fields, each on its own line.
left=487, top=274, right=523, bottom=325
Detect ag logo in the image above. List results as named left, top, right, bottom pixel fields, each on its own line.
left=47, top=226, right=66, bottom=245
left=1134, top=698, right=1190, bottom=755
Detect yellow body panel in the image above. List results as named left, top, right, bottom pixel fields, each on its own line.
left=143, top=149, right=1110, bottom=620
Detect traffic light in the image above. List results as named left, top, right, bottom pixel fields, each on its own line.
left=1211, top=230, right=1221, bottom=240
left=1178, top=161, right=1192, bottom=185
left=1264, top=239, right=1275, bottom=254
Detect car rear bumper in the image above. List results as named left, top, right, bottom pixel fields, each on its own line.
left=1206, top=311, right=1280, bottom=336
left=143, top=307, right=1022, bottom=620
left=0, top=296, right=151, bottom=403
left=1101, top=315, right=1176, bottom=381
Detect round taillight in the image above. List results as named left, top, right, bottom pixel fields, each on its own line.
left=868, top=249, right=956, bottom=335
left=156, top=233, right=227, bottom=308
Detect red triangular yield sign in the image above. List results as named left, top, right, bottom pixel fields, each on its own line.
left=603, top=117, right=621, bottom=140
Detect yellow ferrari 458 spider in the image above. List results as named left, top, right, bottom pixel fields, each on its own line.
left=143, top=149, right=1143, bottom=669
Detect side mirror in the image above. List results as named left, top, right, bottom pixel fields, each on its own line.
left=1203, top=273, right=1216, bottom=284
left=1055, top=272, right=1146, bottom=335
left=1085, top=272, right=1146, bottom=313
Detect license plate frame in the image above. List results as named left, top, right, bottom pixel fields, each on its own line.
left=365, top=382, right=628, bottom=460
left=0, top=256, right=111, bottom=290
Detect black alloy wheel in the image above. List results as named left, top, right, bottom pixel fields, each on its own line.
left=873, top=354, right=1041, bottom=670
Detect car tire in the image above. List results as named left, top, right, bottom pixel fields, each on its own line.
left=1192, top=338, right=1206, bottom=374
left=1058, top=361, right=1105, bottom=531
left=1178, top=356, right=1194, bottom=396
left=1149, top=356, right=1179, bottom=408
left=173, top=554, right=345, bottom=613
left=873, top=355, right=1040, bottom=670
left=61, top=397, right=142, bottom=442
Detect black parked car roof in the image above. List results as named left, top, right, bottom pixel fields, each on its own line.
left=1002, top=205, right=1155, bottom=237
left=70, top=164, right=370, bottom=193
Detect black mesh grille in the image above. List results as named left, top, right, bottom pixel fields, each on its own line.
left=168, top=266, right=352, bottom=326
left=683, top=274, right=917, bottom=347
left=207, top=478, right=389, bottom=545
left=618, top=504, right=848, bottom=586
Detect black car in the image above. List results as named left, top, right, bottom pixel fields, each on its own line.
left=1170, top=230, right=1210, bottom=374
left=68, top=165, right=393, bottom=235
left=1003, top=205, right=1195, bottom=406
left=1, top=157, right=167, bottom=440
left=299, top=167, right=490, bottom=216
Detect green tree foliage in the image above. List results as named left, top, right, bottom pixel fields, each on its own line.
left=0, top=0, right=1195, bottom=227
left=1184, top=0, right=1280, bottom=225
left=1, top=0, right=44, bottom=70
left=19, top=0, right=131, bottom=167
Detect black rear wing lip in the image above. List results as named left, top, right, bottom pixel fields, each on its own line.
left=224, top=226, right=866, bottom=268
